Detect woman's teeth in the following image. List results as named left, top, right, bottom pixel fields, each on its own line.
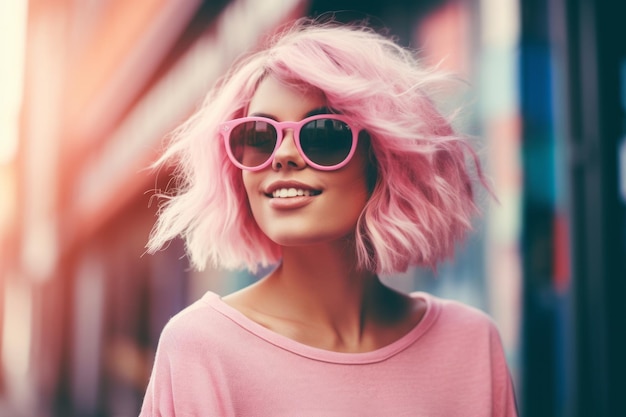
left=271, top=188, right=320, bottom=198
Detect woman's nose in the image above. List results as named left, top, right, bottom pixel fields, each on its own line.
left=271, top=130, right=306, bottom=170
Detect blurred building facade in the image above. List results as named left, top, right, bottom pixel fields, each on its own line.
left=0, top=0, right=623, bottom=416
left=518, top=1, right=626, bottom=416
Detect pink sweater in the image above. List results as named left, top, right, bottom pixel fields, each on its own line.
left=140, top=291, right=517, bottom=416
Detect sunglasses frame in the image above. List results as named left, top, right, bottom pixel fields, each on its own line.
left=220, top=114, right=361, bottom=171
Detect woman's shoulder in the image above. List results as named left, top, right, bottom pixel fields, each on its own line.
left=411, top=292, right=507, bottom=360
left=412, top=291, right=498, bottom=332
left=157, top=291, right=235, bottom=349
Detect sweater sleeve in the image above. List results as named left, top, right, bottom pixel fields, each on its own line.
left=489, top=321, right=519, bottom=417
left=139, top=344, right=170, bottom=416
left=138, top=311, right=236, bottom=417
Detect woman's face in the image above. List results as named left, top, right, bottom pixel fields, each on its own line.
left=242, top=76, right=370, bottom=247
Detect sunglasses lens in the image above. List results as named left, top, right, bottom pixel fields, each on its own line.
left=229, top=121, right=277, bottom=168
left=300, top=119, right=353, bottom=167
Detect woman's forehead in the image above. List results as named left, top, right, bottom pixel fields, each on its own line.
left=247, top=76, right=327, bottom=120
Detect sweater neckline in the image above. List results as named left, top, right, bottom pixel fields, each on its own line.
left=203, top=290, right=441, bottom=364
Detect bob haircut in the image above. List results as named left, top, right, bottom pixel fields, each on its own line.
left=147, top=18, right=486, bottom=274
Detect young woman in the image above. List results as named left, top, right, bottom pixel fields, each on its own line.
left=140, top=19, right=517, bottom=416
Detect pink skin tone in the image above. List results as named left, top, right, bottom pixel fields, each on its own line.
left=223, top=76, right=425, bottom=353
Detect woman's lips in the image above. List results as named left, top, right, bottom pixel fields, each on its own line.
left=265, top=186, right=321, bottom=210
left=268, top=193, right=318, bottom=210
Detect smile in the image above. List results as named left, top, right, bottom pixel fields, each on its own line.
left=271, top=188, right=322, bottom=198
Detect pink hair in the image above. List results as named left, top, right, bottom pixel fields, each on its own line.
left=147, top=19, right=487, bottom=274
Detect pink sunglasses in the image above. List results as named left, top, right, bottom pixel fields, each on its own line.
left=220, top=114, right=361, bottom=171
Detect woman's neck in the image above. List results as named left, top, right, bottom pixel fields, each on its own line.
left=269, top=242, right=378, bottom=333
left=223, top=240, right=422, bottom=353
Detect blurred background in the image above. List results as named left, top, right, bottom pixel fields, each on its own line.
left=0, top=0, right=624, bottom=416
